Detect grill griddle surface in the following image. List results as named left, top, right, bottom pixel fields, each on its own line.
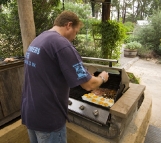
left=69, top=73, right=121, bottom=100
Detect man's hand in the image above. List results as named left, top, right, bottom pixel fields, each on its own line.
left=98, top=71, right=109, bottom=83
left=4, top=58, right=14, bottom=62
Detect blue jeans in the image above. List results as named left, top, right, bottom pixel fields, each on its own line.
left=27, top=125, right=67, bottom=143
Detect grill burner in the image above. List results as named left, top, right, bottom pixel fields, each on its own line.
left=68, top=57, right=130, bottom=139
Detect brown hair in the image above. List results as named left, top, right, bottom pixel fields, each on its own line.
left=54, top=10, right=83, bottom=28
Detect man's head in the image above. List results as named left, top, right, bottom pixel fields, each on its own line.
left=54, top=11, right=83, bottom=41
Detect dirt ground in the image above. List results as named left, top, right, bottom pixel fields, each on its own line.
left=124, top=58, right=161, bottom=128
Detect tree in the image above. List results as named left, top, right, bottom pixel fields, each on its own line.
left=0, top=1, right=24, bottom=57
left=18, top=0, right=60, bottom=55
left=17, top=0, right=36, bottom=55
left=32, top=0, right=61, bottom=36
left=0, top=0, right=10, bottom=5
left=134, top=10, right=161, bottom=55
left=0, top=0, right=61, bottom=57
left=111, top=0, right=120, bottom=21
left=149, top=0, right=161, bottom=15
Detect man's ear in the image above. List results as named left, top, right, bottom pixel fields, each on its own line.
left=66, top=22, right=73, bottom=30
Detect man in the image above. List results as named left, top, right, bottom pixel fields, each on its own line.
left=21, top=10, right=109, bottom=143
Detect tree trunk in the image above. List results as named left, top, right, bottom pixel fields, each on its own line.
left=91, top=1, right=95, bottom=17
left=102, top=0, right=111, bottom=22
left=17, top=0, right=36, bottom=55
left=117, top=6, right=120, bottom=22
left=123, top=3, right=126, bottom=23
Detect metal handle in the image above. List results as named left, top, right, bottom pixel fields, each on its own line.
left=82, top=57, right=118, bottom=67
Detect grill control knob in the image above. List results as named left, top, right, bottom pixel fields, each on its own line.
left=79, top=105, right=85, bottom=110
left=93, top=110, right=99, bottom=116
left=68, top=100, right=72, bottom=105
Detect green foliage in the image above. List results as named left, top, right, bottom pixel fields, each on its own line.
left=124, top=22, right=135, bottom=32
left=125, top=14, right=136, bottom=23
left=92, top=20, right=126, bottom=59
left=126, top=72, right=140, bottom=84
left=60, top=2, right=93, bottom=36
left=80, top=18, right=99, bottom=35
left=125, top=41, right=142, bottom=50
left=123, top=22, right=135, bottom=44
left=0, top=0, right=10, bottom=5
left=64, top=2, right=91, bottom=19
left=77, top=44, right=102, bottom=58
left=33, top=0, right=61, bottom=36
left=137, top=47, right=154, bottom=58
left=149, top=0, right=161, bottom=16
left=124, top=34, right=138, bottom=44
left=0, top=0, right=61, bottom=58
left=133, top=10, right=161, bottom=55
left=64, top=2, right=103, bottom=59
left=74, top=34, right=102, bottom=59
left=65, top=0, right=84, bottom=3
left=0, top=1, right=22, bottom=58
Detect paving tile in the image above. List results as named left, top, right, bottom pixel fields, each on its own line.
left=119, top=55, right=161, bottom=138
left=144, top=125, right=161, bottom=143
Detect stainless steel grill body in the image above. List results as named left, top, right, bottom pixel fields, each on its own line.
left=68, top=57, right=130, bottom=139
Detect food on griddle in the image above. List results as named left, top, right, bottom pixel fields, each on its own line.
left=109, top=99, right=114, bottom=103
left=84, top=94, right=88, bottom=97
left=82, top=94, right=91, bottom=101
left=91, top=99, right=97, bottom=103
left=82, top=93, right=114, bottom=107
left=100, top=97, right=105, bottom=101
left=98, top=101, right=104, bottom=105
left=91, top=88, right=117, bottom=99
left=90, top=93, right=95, bottom=95
left=93, top=95, right=98, bottom=98
left=103, top=103, right=109, bottom=107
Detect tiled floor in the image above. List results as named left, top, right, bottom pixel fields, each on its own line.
left=144, top=125, right=161, bottom=143
left=119, top=55, right=161, bottom=142
left=126, top=59, right=161, bottom=128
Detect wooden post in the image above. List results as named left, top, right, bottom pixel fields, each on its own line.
left=17, top=0, right=36, bottom=55
left=102, top=0, right=111, bottom=22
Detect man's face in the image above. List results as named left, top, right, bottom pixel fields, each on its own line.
left=65, top=22, right=80, bottom=42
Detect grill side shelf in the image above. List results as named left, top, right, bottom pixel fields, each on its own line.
left=110, top=83, right=146, bottom=118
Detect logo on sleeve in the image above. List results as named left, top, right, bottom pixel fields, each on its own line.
left=73, top=62, right=87, bottom=79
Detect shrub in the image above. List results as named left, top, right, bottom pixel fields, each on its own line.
left=125, top=41, right=142, bottom=50
left=92, top=20, right=126, bottom=59
left=133, top=10, right=161, bottom=55
left=137, top=48, right=154, bottom=58
left=124, top=22, right=135, bottom=32
left=124, top=35, right=138, bottom=44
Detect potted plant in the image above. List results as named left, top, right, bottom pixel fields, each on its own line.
left=124, top=41, right=142, bottom=57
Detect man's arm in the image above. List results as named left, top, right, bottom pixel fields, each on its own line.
left=80, top=71, right=109, bottom=91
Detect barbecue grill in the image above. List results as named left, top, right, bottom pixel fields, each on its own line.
left=68, top=57, right=130, bottom=139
